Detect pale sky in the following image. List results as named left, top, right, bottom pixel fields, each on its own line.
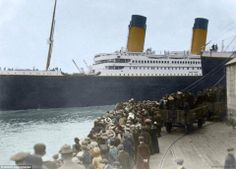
left=0, top=0, right=236, bottom=73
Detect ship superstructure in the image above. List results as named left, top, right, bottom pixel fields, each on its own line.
left=92, top=15, right=206, bottom=77
left=92, top=50, right=202, bottom=77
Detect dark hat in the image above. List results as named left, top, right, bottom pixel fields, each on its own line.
left=34, top=143, right=46, bottom=154
left=227, top=147, right=234, bottom=152
left=74, top=137, right=80, bottom=141
left=52, top=154, right=59, bottom=160
left=175, top=159, right=184, bottom=165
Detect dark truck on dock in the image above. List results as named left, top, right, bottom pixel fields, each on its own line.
left=160, top=101, right=226, bottom=134
left=161, top=105, right=208, bottom=134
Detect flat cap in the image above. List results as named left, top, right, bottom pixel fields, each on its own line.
left=10, top=152, right=29, bottom=162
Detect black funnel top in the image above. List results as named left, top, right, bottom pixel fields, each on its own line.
left=129, top=15, right=147, bottom=28
left=193, top=18, right=208, bottom=30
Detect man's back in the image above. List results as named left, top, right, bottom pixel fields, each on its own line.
left=58, top=162, right=85, bottom=169
left=224, top=154, right=236, bottom=169
left=24, top=154, right=43, bottom=169
left=118, top=151, right=130, bottom=169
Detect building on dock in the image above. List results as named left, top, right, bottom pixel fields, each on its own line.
left=226, top=57, right=236, bottom=122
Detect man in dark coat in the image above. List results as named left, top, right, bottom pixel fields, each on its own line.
left=136, top=136, right=150, bottom=169
left=140, top=126, right=152, bottom=152
left=150, top=122, right=160, bottom=154
left=131, top=126, right=140, bottom=162
left=80, top=145, right=92, bottom=169
left=224, top=148, right=236, bottom=169
left=123, top=133, right=135, bottom=161
left=72, top=137, right=81, bottom=154
left=117, top=144, right=130, bottom=169
left=24, top=143, right=46, bottom=169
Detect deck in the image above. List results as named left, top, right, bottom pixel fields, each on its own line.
left=150, top=122, right=236, bottom=169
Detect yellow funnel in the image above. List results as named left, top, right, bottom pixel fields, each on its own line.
left=191, top=18, right=208, bottom=55
left=127, top=15, right=146, bottom=52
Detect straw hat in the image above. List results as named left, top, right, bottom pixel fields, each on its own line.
left=59, top=144, right=73, bottom=154
left=177, top=91, right=183, bottom=95
left=92, top=147, right=101, bottom=156
left=168, top=96, right=174, bottom=100
left=144, top=119, right=152, bottom=123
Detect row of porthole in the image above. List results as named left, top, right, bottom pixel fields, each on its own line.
left=131, top=60, right=200, bottom=64
left=10, top=72, right=49, bottom=75
left=107, top=73, right=199, bottom=76
left=130, top=67, right=201, bottom=70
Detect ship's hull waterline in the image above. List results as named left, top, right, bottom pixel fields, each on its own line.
left=0, top=56, right=227, bottom=111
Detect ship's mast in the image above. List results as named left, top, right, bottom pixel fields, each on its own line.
left=72, top=59, right=82, bottom=73
left=46, top=0, right=57, bottom=71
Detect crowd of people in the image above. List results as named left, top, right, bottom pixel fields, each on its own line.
left=10, top=99, right=162, bottom=169
left=10, top=87, right=228, bottom=169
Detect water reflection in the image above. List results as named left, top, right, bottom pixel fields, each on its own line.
left=0, top=105, right=113, bottom=123
left=0, top=105, right=114, bottom=164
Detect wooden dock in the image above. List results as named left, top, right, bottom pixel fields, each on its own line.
left=150, top=122, right=236, bottom=169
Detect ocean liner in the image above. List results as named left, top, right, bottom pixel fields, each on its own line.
left=0, top=1, right=234, bottom=111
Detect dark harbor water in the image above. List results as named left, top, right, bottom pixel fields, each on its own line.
left=0, top=105, right=114, bottom=165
